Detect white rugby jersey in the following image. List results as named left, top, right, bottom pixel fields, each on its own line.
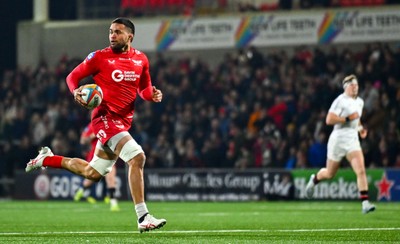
left=328, top=93, right=364, bottom=138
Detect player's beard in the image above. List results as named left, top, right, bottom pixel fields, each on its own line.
left=110, top=42, right=129, bottom=53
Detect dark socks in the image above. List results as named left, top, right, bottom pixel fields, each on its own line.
left=360, top=190, right=369, bottom=201
left=313, top=175, right=320, bottom=185
left=108, top=187, right=116, bottom=199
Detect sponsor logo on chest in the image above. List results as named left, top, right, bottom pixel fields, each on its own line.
left=111, top=70, right=140, bottom=82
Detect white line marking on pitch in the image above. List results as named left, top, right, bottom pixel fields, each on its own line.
left=1, top=228, right=400, bottom=235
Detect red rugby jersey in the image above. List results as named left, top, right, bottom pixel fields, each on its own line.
left=66, top=47, right=154, bottom=123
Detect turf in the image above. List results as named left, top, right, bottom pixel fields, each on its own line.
left=0, top=200, right=399, bottom=243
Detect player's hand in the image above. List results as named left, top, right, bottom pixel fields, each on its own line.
left=347, top=112, right=360, bottom=121
left=359, top=127, right=368, bottom=139
left=152, top=86, right=162, bottom=102
left=73, top=86, right=89, bottom=108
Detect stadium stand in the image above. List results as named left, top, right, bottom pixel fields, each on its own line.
left=1, top=43, right=399, bottom=180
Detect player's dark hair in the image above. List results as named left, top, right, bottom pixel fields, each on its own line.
left=112, top=17, right=135, bottom=35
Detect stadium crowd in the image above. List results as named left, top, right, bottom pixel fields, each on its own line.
left=1, top=42, right=400, bottom=180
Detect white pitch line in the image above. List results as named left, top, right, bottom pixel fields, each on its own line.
left=276, top=228, right=400, bottom=232
left=1, top=228, right=399, bottom=235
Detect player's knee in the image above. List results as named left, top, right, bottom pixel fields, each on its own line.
left=119, top=139, right=145, bottom=167
left=128, top=152, right=146, bottom=169
left=86, top=173, right=102, bottom=182
left=85, top=167, right=103, bottom=182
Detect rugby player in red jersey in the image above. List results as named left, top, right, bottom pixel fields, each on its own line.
left=26, top=17, right=166, bottom=232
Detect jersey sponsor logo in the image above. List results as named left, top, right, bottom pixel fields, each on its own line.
left=112, top=70, right=124, bottom=82
left=86, top=52, right=95, bottom=61
left=111, top=69, right=140, bottom=82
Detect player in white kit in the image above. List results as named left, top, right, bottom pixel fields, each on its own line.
left=305, top=74, right=376, bottom=214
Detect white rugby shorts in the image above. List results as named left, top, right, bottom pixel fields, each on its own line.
left=327, top=134, right=362, bottom=162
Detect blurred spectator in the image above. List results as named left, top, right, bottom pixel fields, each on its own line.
left=308, top=132, right=327, bottom=168
left=285, top=146, right=297, bottom=169
left=30, top=112, right=48, bottom=146
left=267, top=96, right=288, bottom=131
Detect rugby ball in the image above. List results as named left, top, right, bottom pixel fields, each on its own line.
left=81, top=84, right=103, bottom=109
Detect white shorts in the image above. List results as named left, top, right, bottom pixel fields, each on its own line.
left=327, top=135, right=362, bottom=162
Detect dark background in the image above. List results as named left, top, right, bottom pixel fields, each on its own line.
left=0, top=1, right=31, bottom=75
left=0, top=1, right=77, bottom=76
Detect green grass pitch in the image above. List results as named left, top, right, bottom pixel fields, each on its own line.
left=0, top=200, right=399, bottom=243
